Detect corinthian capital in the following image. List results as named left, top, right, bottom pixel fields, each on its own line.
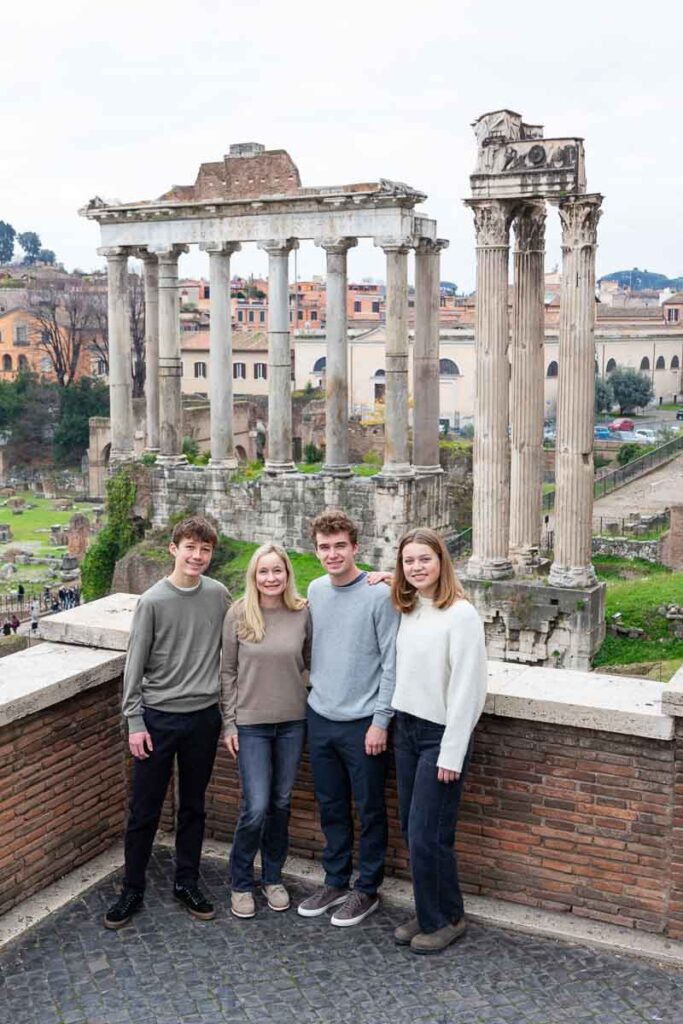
left=466, top=199, right=516, bottom=247
left=315, top=237, right=358, bottom=255
left=513, top=202, right=546, bottom=253
left=558, top=194, right=603, bottom=248
left=414, top=238, right=450, bottom=256
left=258, top=238, right=299, bottom=256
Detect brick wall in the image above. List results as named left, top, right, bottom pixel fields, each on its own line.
left=206, top=713, right=678, bottom=936
left=0, top=680, right=128, bottom=916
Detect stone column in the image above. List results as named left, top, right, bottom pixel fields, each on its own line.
left=414, top=238, right=449, bottom=474
left=509, top=202, right=546, bottom=570
left=319, top=237, right=357, bottom=476
left=549, top=194, right=603, bottom=588
left=201, top=241, right=241, bottom=468
left=378, top=240, right=412, bottom=476
left=465, top=199, right=515, bottom=580
left=98, top=246, right=134, bottom=462
left=139, top=251, right=160, bottom=452
left=259, top=239, right=298, bottom=473
left=155, top=244, right=188, bottom=462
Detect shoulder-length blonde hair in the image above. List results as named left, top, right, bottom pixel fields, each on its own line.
left=391, top=528, right=465, bottom=614
left=234, top=542, right=306, bottom=643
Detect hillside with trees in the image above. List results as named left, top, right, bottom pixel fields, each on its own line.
left=599, top=268, right=683, bottom=291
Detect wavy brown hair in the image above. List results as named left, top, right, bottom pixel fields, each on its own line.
left=310, top=509, right=358, bottom=547
left=391, top=528, right=465, bottom=614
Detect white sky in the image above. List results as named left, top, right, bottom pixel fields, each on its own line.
left=2, top=0, right=682, bottom=291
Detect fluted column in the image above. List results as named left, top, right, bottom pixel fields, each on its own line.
left=509, top=202, right=546, bottom=570
left=155, top=244, right=188, bottom=462
left=549, top=195, right=603, bottom=588
left=201, top=241, right=241, bottom=467
left=259, top=239, right=298, bottom=473
left=414, top=238, right=449, bottom=474
left=98, top=246, right=134, bottom=462
left=139, top=251, right=160, bottom=452
left=319, top=237, right=357, bottom=476
left=378, top=240, right=412, bottom=476
left=465, top=199, right=515, bottom=580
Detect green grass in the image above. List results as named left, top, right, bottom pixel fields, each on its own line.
left=592, top=556, right=683, bottom=668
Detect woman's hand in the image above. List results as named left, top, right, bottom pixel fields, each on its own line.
left=367, top=571, right=393, bottom=586
left=437, top=767, right=460, bottom=784
left=224, top=734, right=239, bottom=759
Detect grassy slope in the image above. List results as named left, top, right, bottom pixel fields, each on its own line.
left=592, top=555, right=683, bottom=671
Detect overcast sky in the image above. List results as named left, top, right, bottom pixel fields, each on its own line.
left=2, top=0, right=682, bottom=291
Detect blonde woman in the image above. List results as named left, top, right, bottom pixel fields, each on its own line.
left=389, top=528, right=487, bottom=955
left=221, top=543, right=311, bottom=919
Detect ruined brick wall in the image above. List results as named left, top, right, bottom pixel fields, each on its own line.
left=660, top=505, right=683, bottom=571
left=0, top=680, right=127, bottom=916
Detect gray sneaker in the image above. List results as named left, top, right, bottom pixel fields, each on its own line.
left=330, top=890, right=379, bottom=927
left=297, top=885, right=349, bottom=918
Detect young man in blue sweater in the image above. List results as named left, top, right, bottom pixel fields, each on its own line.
left=297, top=510, right=399, bottom=927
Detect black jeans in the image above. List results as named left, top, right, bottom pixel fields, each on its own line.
left=123, top=704, right=221, bottom=892
left=394, top=711, right=471, bottom=933
left=307, top=706, right=388, bottom=895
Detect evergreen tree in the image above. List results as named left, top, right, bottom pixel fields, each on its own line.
left=609, top=367, right=654, bottom=414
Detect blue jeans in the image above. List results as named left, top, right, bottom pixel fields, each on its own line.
left=394, top=711, right=471, bottom=933
left=229, top=720, right=306, bottom=892
left=307, top=706, right=388, bottom=895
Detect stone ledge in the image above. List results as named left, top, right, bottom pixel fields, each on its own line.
left=0, top=642, right=125, bottom=727
left=38, top=592, right=139, bottom=651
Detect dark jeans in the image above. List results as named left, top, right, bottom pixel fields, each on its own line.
left=307, top=706, right=388, bottom=895
left=394, top=711, right=471, bottom=933
left=123, top=704, right=221, bottom=892
left=229, top=719, right=306, bottom=892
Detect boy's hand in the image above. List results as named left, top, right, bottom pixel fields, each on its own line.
left=437, top=767, right=460, bottom=784
left=365, top=724, right=387, bottom=756
left=367, top=571, right=392, bottom=586
left=129, top=731, right=153, bottom=759
left=224, top=734, right=239, bottom=759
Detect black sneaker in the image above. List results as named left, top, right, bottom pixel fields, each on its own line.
left=103, top=888, right=144, bottom=930
left=173, top=884, right=215, bottom=920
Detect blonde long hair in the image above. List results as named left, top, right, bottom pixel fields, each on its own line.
left=391, top=528, right=465, bottom=614
left=234, top=542, right=306, bottom=643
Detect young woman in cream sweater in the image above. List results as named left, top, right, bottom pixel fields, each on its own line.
left=389, top=528, right=487, bottom=955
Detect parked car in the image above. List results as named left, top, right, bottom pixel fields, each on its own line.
left=607, top=417, right=635, bottom=432
left=594, top=426, right=618, bottom=441
left=633, top=429, right=658, bottom=444
left=676, top=409, right=683, bottom=421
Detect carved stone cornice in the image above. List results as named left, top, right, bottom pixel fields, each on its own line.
left=466, top=199, right=516, bottom=248
left=315, top=237, right=358, bottom=255
left=513, top=202, right=546, bottom=253
left=414, top=238, right=450, bottom=256
left=258, top=238, right=299, bottom=256
left=558, top=194, right=603, bottom=249
left=149, top=244, right=190, bottom=261
left=374, top=236, right=414, bottom=254
left=200, top=241, right=242, bottom=256
left=97, top=246, right=131, bottom=260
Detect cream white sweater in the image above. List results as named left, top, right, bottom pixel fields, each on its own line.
left=392, top=596, right=488, bottom=772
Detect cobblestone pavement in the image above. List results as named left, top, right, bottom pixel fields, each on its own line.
left=2, top=848, right=683, bottom=1024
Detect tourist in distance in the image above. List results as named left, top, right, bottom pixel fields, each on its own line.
left=297, top=509, right=399, bottom=927
left=103, top=516, right=230, bottom=930
left=221, top=543, right=311, bottom=919
left=388, top=527, right=487, bottom=954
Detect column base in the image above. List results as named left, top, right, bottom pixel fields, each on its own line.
left=414, top=464, right=444, bottom=476
left=265, top=460, right=297, bottom=475
left=109, top=449, right=135, bottom=466
left=510, top=545, right=544, bottom=575
left=144, top=447, right=160, bottom=455
left=209, top=457, right=239, bottom=470
left=321, top=463, right=352, bottom=478
left=378, top=462, right=414, bottom=479
left=466, top=555, right=514, bottom=581
left=156, top=454, right=188, bottom=467
left=548, top=562, right=598, bottom=589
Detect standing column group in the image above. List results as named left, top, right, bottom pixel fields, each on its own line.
left=203, top=242, right=241, bottom=468
left=99, top=246, right=134, bottom=463
left=380, top=242, right=412, bottom=477
left=260, top=239, right=297, bottom=474
left=156, top=245, right=188, bottom=462
left=320, top=238, right=357, bottom=477
left=413, top=239, right=448, bottom=475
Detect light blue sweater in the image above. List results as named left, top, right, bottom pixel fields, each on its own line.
left=307, top=573, right=399, bottom=729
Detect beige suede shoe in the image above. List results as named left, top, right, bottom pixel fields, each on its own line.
left=230, top=891, right=256, bottom=919
left=263, top=884, right=291, bottom=911
left=410, top=917, right=467, bottom=955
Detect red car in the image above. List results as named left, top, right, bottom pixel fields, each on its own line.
left=607, top=417, right=635, bottom=432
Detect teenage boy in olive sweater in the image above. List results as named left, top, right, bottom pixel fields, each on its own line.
left=104, top=516, right=230, bottom=929
left=297, top=510, right=399, bottom=927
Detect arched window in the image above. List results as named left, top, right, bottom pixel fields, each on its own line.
left=640, top=356, right=650, bottom=371
left=672, top=355, right=680, bottom=370
left=18, top=355, right=29, bottom=371
left=233, top=362, right=246, bottom=380
left=439, top=358, right=460, bottom=377
left=313, top=356, right=326, bottom=373
left=656, top=355, right=666, bottom=370
left=546, top=360, right=558, bottom=378
left=606, top=358, right=617, bottom=373
left=194, top=361, right=207, bottom=378
left=2, top=354, right=11, bottom=372
left=254, top=362, right=267, bottom=380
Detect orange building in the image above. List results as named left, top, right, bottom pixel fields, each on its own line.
left=0, top=307, right=92, bottom=383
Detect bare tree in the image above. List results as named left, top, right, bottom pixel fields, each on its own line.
left=90, top=289, right=109, bottom=374
left=86, top=271, right=146, bottom=396
left=27, top=277, right=95, bottom=387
